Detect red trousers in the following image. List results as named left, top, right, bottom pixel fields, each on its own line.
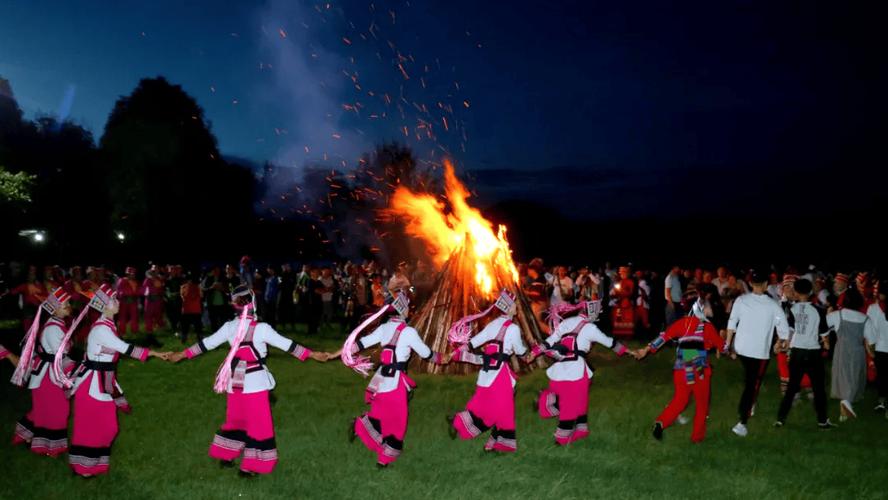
left=777, top=352, right=810, bottom=390
left=144, top=299, right=164, bottom=333
left=117, top=302, right=139, bottom=335
left=656, top=368, right=711, bottom=443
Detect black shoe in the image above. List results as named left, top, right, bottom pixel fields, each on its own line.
left=238, top=469, right=256, bottom=478
left=376, top=462, right=388, bottom=469
left=446, top=415, right=457, bottom=440
left=652, top=422, right=664, bottom=441
left=348, top=418, right=357, bottom=443
left=219, top=460, right=235, bottom=468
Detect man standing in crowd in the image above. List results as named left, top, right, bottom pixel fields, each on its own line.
left=550, top=266, right=574, bottom=306
left=306, top=267, right=323, bottom=335
left=116, top=266, right=141, bottom=336
left=725, top=269, right=790, bottom=437
left=664, top=266, right=683, bottom=327
left=164, top=265, right=184, bottom=336
left=264, top=265, right=280, bottom=328
left=201, top=266, right=229, bottom=331
left=277, top=263, right=296, bottom=328
left=319, top=267, right=336, bottom=331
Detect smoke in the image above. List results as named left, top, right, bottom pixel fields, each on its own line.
left=255, top=0, right=370, bottom=170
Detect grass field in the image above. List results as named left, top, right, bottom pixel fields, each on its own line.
left=1, top=323, right=887, bottom=499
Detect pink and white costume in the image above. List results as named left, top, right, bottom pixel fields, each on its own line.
left=350, top=317, right=443, bottom=465
left=12, top=316, right=76, bottom=456
left=181, top=314, right=313, bottom=475
left=529, top=309, right=628, bottom=445
left=451, top=312, right=528, bottom=453
left=67, top=317, right=150, bottom=476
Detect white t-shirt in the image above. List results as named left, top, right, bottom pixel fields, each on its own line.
left=470, top=316, right=527, bottom=387
left=865, top=304, right=888, bottom=353
left=543, top=316, right=617, bottom=381
left=665, top=274, right=682, bottom=303
left=358, top=319, right=432, bottom=393
left=550, top=276, right=574, bottom=306
left=788, top=302, right=828, bottom=350
left=728, top=293, right=789, bottom=359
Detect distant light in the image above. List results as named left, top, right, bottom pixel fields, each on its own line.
left=116, top=232, right=126, bottom=242
left=18, top=229, right=46, bottom=244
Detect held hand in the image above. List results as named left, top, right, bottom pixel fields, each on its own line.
left=729, top=350, right=737, bottom=360
left=149, top=350, right=171, bottom=361
left=309, top=351, right=328, bottom=362
left=328, top=349, right=343, bottom=360
left=522, top=353, right=535, bottom=364
left=635, top=347, right=649, bottom=361
left=168, top=351, right=186, bottom=363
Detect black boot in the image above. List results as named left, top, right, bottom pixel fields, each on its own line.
left=652, top=422, right=664, bottom=441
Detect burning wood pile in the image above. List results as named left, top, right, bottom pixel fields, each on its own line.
left=384, top=160, right=546, bottom=374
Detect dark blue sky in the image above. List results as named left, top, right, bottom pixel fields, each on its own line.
left=1, top=1, right=883, bottom=216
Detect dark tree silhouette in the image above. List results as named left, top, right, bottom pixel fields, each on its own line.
left=99, top=76, right=254, bottom=261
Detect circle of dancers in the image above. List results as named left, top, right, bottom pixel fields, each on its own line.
left=3, top=272, right=887, bottom=475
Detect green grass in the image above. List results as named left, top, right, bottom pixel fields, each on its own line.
left=1, top=323, right=887, bottom=499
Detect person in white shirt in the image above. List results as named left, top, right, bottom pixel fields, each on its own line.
left=827, top=288, right=874, bottom=421
left=336, top=292, right=446, bottom=468
left=169, top=285, right=329, bottom=476
left=526, top=300, right=633, bottom=445
left=866, top=281, right=888, bottom=413
left=725, top=270, right=790, bottom=437
left=11, top=288, right=76, bottom=457
left=448, top=289, right=528, bottom=453
left=665, top=266, right=683, bottom=326
left=59, top=284, right=170, bottom=477
left=712, top=267, right=731, bottom=297
left=774, top=279, right=834, bottom=429
left=550, top=266, right=574, bottom=306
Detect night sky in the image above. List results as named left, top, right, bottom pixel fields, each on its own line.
left=1, top=1, right=883, bottom=218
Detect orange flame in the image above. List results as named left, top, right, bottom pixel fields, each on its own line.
left=386, top=159, right=518, bottom=298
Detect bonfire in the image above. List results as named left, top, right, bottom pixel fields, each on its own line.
left=385, top=160, right=546, bottom=374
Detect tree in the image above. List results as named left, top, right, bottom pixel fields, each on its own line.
left=0, top=166, right=34, bottom=204
left=99, top=77, right=255, bottom=261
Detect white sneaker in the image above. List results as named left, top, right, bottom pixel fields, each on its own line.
left=732, top=422, right=748, bottom=437
left=676, top=414, right=689, bottom=425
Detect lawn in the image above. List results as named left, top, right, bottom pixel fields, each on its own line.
left=1, top=323, right=886, bottom=499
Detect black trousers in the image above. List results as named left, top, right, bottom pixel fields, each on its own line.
left=876, top=351, right=888, bottom=400
left=738, top=355, right=770, bottom=424
left=166, top=299, right=182, bottom=331
left=180, top=313, right=203, bottom=343
left=208, top=305, right=228, bottom=331
left=777, top=348, right=828, bottom=424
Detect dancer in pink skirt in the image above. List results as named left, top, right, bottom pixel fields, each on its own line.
left=56, top=283, right=170, bottom=477
left=447, top=289, right=527, bottom=453
left=169, top=285, right=330, bottom=476
left=526, top=300, right=637, bottom=446
left=11, top=287, right=77, bottom=457
left=336, top=291, right=447, bottom=468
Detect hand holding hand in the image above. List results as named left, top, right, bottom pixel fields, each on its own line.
left=309, top=351, right=329, bottom=362
left=168, top=352, right=186, bottom=363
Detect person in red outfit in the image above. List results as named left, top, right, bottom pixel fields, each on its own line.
left=9, top=266, right=49, bottom=333
left=637, top=298, right=726, bottom=442
left=115, top=267, right=140, bottom=336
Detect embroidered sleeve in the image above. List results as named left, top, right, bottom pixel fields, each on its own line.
left=184, top=339, right=209, bottom=359
left=649, top=335, right=667, bottom=353
left=124, top=344, right=150, bottom=362
left=287, top=340, right=312, bottom=361
left=610, top=341, right=627, bottom=356
left=423, top=351, right=445, bottom=365
left=451, top=344, right=483, bottom=365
